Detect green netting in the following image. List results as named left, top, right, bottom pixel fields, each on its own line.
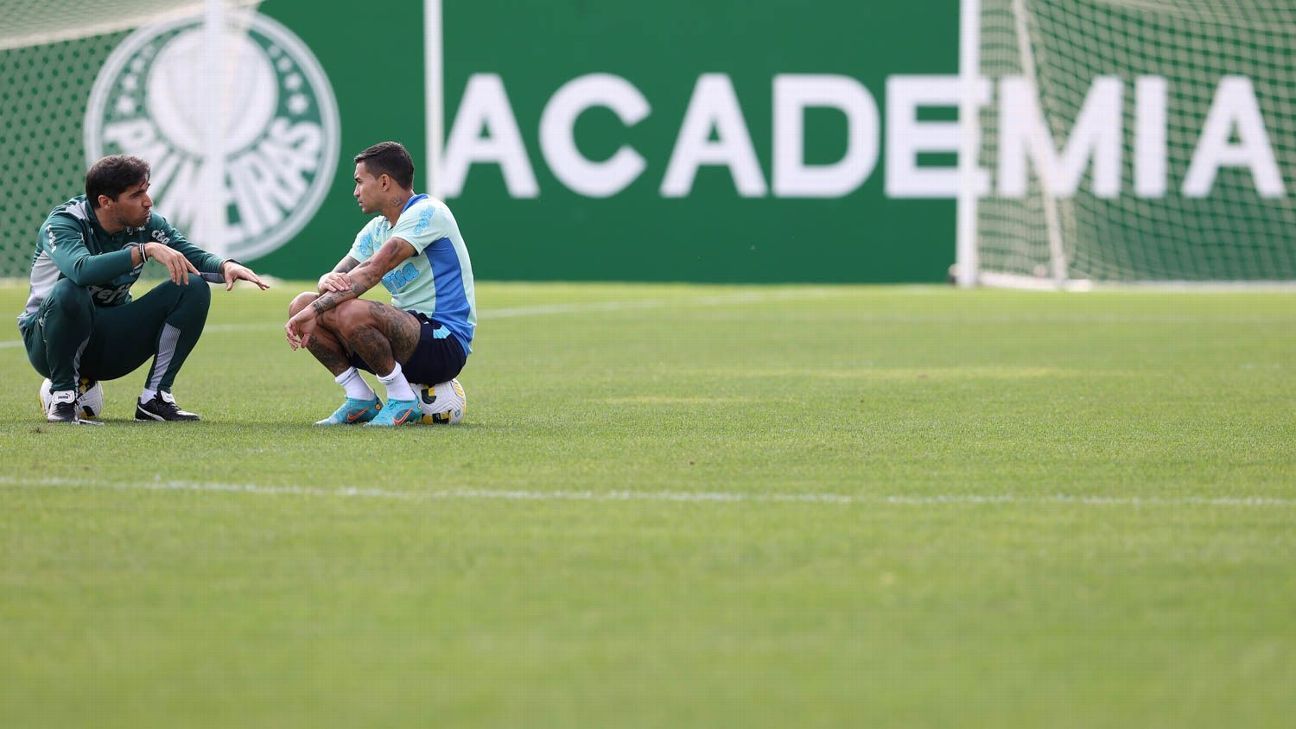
left=0, top=35, right=130, bottom=278
left=0, top=0, right=261, bottom=279
left=978, top=0, right=1296, bottom=284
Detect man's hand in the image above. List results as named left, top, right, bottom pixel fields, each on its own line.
left=145, top=242, right=200, bottom=285
left=221, top=261, right=270, bottom=291
left=317, top=271, right=351, bottom=294
left=285, top=308, right=318, bottom=350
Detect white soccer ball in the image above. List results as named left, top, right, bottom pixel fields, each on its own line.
left=39, top=377, right=105, bottom=419
left=414, top=378, right=466, bottom=425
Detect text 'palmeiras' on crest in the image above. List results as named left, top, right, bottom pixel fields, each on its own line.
left=85, top=11, right=340, bottom=260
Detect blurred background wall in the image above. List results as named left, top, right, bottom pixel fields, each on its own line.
left=0, top=0, right=960, bottom=284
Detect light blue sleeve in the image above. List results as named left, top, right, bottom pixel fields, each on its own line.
left=347, top=218, right=380, bottom=262
left=388, top=202, right=445, bottom=254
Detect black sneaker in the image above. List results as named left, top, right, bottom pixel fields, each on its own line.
left=136, top=392, right=200, bottom=422
left=46, top=390, right=104, bottom=426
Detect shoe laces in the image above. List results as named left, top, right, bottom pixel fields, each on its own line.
left=150, top=392, right=182, bottom=414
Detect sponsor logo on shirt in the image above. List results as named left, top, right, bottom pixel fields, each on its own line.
left=382, top=262, right=419, bottom=293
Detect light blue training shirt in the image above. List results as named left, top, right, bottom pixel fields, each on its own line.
left=347, top=194, right=476, bottom=353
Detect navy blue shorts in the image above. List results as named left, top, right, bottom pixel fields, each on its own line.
left=348, top=311, right=467, bottom=385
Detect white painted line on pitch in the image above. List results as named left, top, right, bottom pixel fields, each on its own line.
left=0, top=290, right=843, bottom=348
left=4, top=286, right=1289, bottom=350
left=1, top=476, right=1293, bottom=509
left=483, top=289, right=841, bottom=318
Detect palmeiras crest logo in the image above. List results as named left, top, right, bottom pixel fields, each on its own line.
left=85, top=11, right=340, bottom=260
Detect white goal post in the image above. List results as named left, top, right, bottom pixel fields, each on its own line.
left=958, top=0, right=1296, bottom=288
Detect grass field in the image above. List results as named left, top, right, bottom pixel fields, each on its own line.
left=1, top=280, right=1293, bottom=728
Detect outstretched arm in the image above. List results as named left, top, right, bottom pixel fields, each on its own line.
left=217, top=259, right=270, bottom=291
left=145, top=215, right=266, bottom=288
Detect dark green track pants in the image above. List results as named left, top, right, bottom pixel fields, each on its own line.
left=21, top=275, right=211, bottom=393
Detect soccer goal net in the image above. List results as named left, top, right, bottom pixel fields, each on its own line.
left=0, top=0, right=260, bottom=279
left=963, top=0, right=1296, bottom=287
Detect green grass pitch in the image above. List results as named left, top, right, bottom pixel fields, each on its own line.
left=1, top=281, right=1293, bottom=728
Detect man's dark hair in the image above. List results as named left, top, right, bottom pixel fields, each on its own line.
left=85, top=155, right=150, bottom=208
left=354, top=141, right=415, bottom=189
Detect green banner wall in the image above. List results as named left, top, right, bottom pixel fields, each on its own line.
left=2, top=1, right=958, bottom=283
left=248, top=1, right=429, bottom=279
left=255, top=0, right=960, bottom=283
left=434, top=0, right=960, bottom=283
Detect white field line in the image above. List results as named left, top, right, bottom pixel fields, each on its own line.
left=485, top=289, right=841, bottom=318
left=0, top=291, right=838, bottom=349
left=5, top=293, right=1291, bottom=350
left=4, top=286, right=1289, bottom=349
left=1, top=476, right=1292, bottom=509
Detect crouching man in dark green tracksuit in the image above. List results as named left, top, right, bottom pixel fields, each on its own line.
left=18, top=155, right=269, bottom=424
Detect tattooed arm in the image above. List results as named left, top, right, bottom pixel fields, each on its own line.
left=317, top=255, right=361, bottom=293
left=287, top=238, right=417, bottom=349
left=310, top=237, right=416, bottom=315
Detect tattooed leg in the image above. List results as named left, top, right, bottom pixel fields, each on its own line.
left=346, top=324, right=398, bottom=375
left=290, top=291, right=354, bottom=376
left=325, top=300, right=421, bottom=374
left=305, top=327, right=352, bottom=376
left=364, top=301, right=422, bottom=364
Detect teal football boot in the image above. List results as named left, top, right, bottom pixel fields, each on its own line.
left=364, top=397, right=421, bottom=427
left=315, top=397, right=383, bottom=425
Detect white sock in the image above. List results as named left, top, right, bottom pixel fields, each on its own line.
left=376, top=362, right=416, bottom=401
left=140, top=388, right=158, bottom=403
left=335, top=367, right=376, bottom=400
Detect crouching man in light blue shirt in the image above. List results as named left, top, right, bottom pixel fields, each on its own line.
left=286, top=141, right=476, bottom=427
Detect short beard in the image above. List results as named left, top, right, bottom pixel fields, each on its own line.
left=118, top=210, right=146, bottom=230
